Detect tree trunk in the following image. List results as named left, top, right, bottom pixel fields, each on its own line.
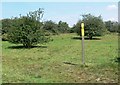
left=89, top=35, right=92, bottom=40
left=23, top=43, right=32, bottom=48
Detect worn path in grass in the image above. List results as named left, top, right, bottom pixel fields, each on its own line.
left=2, top=33, right=118, bottom=83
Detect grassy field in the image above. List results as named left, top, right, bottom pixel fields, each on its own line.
left=2, top=33, right=118, bottom=83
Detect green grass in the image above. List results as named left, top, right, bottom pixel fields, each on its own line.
left=2, top=33, right=118, bottom=83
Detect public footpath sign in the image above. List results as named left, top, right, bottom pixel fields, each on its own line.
left=81, top=22, right=85, bottom=65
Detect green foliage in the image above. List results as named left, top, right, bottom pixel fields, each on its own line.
left=105, top=21, right=119, bottom=33
left=7, top=8, right=50, bottom=48
left=2, top=34, right=8, bottom=41
left=42, top=20, right=70, bottom=34
left=2, top=19, right=12, bottom=34
left=118, top=23, right=120, bottom=33
left=74, top=14, right=106, bottom=39
left=43, top=20, right=59, bottom=35
left=1, top=19, right=13, bottom=41
left=70, top=24, right=76, bottom=33
left=58, top=21, right=69, bottom=33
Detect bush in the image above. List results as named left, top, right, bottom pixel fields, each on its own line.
left=43, top=20, right=59, bottom=35
left=7, top=8, right=50, bottom=48
left=58, top=21, right=70, bottom=33
left=74, top=14, right=106, bottom=39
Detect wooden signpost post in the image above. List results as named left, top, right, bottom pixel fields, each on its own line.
left=81, top=22, right=85, bottom=65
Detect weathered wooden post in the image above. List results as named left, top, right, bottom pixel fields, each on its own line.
left=81, top=22, right=85, bottom=65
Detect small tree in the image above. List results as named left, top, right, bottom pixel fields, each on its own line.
left=75, top=14, right=106, bottom=39
left=2, top=19, right=12, bottom=34
left=105, top=21, right=119, bottom=33
left=43, top=20, right=59, bottom=35
left=7, top=8, right=50, bottom=48
left=58, top=21, right=69, bottom=33
left=2, top=19, right=13, bottom=41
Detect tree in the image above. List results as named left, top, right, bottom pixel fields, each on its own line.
left=105, top=21, right=119, bottom=33
left=58, top=21, right=69, bottom=33
left=43, top=20, right=59, bottom=35
left=112, top=22, right=119, bottom=33
left=1, top=19, right=13, bottom=41
left=2, top=19, right=13, bottom=34
left=75, top=14, right=106, bottom=39
left=7, top=8, right=50, bottom=48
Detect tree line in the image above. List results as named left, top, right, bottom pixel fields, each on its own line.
left=1, top=8, right=119, bottom=48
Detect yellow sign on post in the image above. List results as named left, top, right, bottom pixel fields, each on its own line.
left=81, top=23, right=84, bottom=36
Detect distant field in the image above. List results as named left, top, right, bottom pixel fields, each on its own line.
left=2, top=33, right=118, bottom=83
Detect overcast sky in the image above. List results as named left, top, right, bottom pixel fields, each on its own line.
left=1, top=1, right=119, bottom=27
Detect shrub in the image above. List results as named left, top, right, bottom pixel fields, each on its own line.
left=7, top=8, right=50, bottom=48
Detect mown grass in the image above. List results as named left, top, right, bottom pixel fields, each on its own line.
left=2, top=33, right=118, bottom=83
